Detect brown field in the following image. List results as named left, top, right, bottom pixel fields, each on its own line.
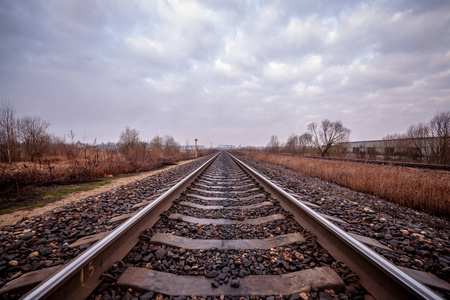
left=1, top=149, right=197, bottom=189
left=0, top=148, right=212, bottom=213
left=237, top=151, right=450, bottom=219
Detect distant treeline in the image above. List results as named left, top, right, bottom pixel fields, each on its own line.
left=0, top=102, right=198, bottom=164
left=264, top=111, right=450, bottom=165
left=0, top=102, right=209, bottom=192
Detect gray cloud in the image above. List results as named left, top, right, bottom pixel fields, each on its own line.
left=1, top=0, right=449, bottom=147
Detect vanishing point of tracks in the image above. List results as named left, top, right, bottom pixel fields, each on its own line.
left=2, top=152, right=446, bottom=299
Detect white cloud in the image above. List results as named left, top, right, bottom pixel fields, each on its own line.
left=144, top=74, right=186, bottom=93
left=124, top=37, right=166, bottom=58
left=282, top=16, right=327, bottom=50
left=0, top=0, right=449, bottom=146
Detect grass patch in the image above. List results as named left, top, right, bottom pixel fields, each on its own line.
left=0, top=178, right=113, bottom=215
left=0, top=201, right=48, bottom=215
left=42, top=178, right=112, bottom=201
left=0, top=154, right=206, bottom=215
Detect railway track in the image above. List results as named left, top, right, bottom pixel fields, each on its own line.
left=2, top=152, right=446, bottom=299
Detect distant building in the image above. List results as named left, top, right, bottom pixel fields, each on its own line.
left=182, top=145, right=205, bottom=151
left=95, top=142, right=117, bottom=150
left=75, top=142, right=87, bottom=149
left=218, top=145, right=235, bottom=150
left=344, top=137, right=436, bottom=162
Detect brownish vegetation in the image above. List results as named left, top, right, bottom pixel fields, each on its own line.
left=1, top=102, right=212, bottom=213
left=0, top=147, right=212, bottom=213
left=0, top=102, right=210, bottom=197
left=238, top=150, right=450, bottom=219
left=0, top=148, right=208, bottom=192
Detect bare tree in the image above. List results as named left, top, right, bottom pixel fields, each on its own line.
left=0, top=102, right=20, bottom=163
left=118, top=127, right=141, bottom=161
left=266, top=135, right=280, bottom=153
left=382, top=133, right=407, bottom=161
left=385, top=111, right=450, bottom=164
left=298, top=133, right=312, bottom=154
left=284, top=133, right=311, bottom=154
left=18, top=116, right=50, bottom=161
left=48, top=134, right=65, bottom=156
left=429, top=111, right=450, bottom=165
left=405, top=123, right=431, bottom=162
left=149, top=135, right=164, bottom=151
left=163, top=135, right=180, bottom=156
left=307, top=119, right=351, bottom=157
left=284, top=133, right=298, bottom=154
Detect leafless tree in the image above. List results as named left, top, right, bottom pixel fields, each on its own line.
left=118, top=127, right=141, bottom=161
left=384, top=111, right=450, bottom=164
left=266, top=135, right=280, bottom=153
left=429, top=111, right=450, bottom=164
left=298, top=133, right=312, bottom=154
left=405, top=123, right=431, bottom=162
left=18, top=115, right=50, bottom=161
left=382, top=133, right=405, bottom=161
left=283, top=133, right=311, bottom=154
left=0, top=102, right=20, bottom=163
left=284, top=133, right=298, bottom=154
left=48, top=134, right=66, bottom=156
left=163, top=135, right=180, bottom=156
left=307, top=119, right=351, bottom=157
left=149, top=135, right=164, bottom=151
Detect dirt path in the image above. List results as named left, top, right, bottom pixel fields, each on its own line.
left=0, top=159, right=197, bottom=227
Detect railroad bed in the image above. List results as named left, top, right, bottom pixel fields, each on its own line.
left=1, top=152, right=448, bottom=299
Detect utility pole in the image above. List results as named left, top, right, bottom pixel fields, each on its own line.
left=195, top=139, right=198, bottom=158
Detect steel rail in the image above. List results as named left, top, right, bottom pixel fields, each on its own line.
left=23, top=152, right=220, bottom=300
left=228, top=152, right=442, bottom=300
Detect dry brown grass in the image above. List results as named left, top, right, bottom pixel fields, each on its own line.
left=0, top=149, right=211, bottom=193
left=238, top=151, right=450, bottom=219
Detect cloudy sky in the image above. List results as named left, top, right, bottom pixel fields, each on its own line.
left=1, top=0, right=449, bottom=147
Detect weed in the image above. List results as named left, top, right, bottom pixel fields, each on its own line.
left=238, top=151, right=450, bottom=219
left=43, top=179, right=112, bottom=200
